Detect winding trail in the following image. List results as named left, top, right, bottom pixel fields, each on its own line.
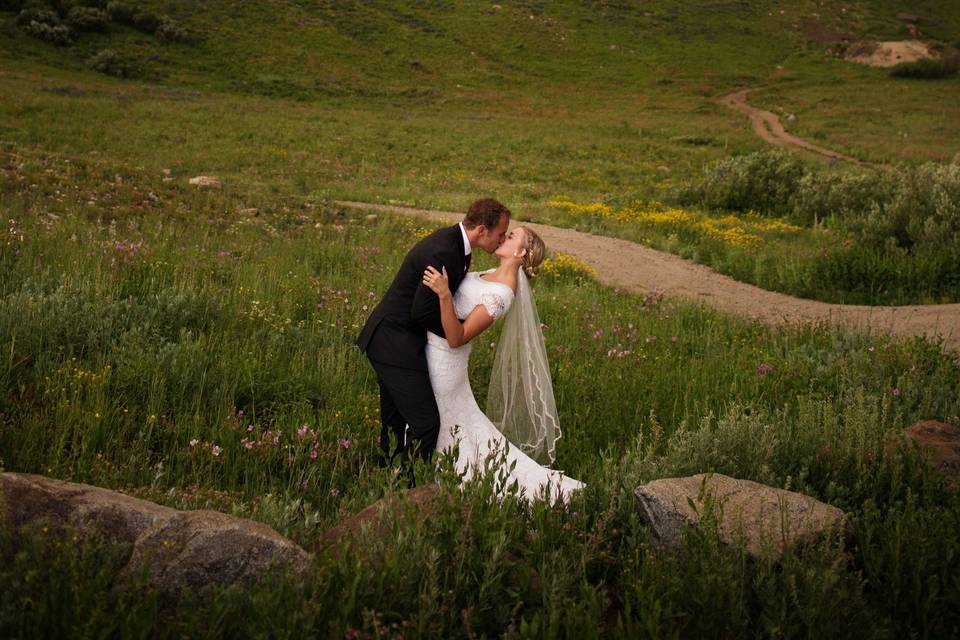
left=718, top=89, right=870, bottom=166
left=336, top=200, right=960, bottom=353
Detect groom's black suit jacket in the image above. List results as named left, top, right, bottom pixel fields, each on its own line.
left=357, top=224, right=469, bottom=371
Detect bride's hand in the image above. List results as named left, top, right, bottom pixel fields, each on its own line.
left=423, top=265, right=451, bottom=298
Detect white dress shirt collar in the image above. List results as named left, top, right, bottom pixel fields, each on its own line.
left=458, top=222, right=472, bottom=256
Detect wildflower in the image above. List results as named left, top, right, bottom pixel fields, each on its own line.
left=309, top=449, right=318, bottom=460
left=297, top=424, right=309, bottom=438
left=645, top=335, right=657, bottom=343
left=593, top=329, right=603, bottom=339
left=756, top=363, right=773, bottom=375
left=671, top=335, right=678, bottom=343
left=189, top=438, right=199, bottom=447
left=246, top=424, right=254, bottom=432
left=237, top=409, right=244, bottom=418
left=891, top=388, right=901, bottom=397
left=211, top=445, right=222, bottom=457
left=868, top=346, right=875, bottom=352
left=330, top=488, right=340, bottom=497
left=339, top=438, right=352, bottom=449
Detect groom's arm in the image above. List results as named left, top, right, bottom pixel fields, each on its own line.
left=411, top=249, right=460, bottom=337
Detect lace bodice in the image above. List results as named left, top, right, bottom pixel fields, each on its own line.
left=453, top=271, right=514, bottom=321
left=428, top=271, right=514, bottom=352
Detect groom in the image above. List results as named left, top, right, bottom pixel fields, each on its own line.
left=357, top=198, right=511, bottom=467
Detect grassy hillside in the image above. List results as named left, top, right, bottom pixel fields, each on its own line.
left=1, top=2, right=959, bottom=302
left=3, top=3, right=960, bottom=635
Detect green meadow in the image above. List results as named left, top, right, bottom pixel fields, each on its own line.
left=2, top=0, right=960, bottom=637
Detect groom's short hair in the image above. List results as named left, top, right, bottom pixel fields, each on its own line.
left=464, top=198, right=510, bottom=230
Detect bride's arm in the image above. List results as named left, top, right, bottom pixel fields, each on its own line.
left=423, top=266, right=494, bottom=348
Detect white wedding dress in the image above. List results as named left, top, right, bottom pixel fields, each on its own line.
left=427, top=270, right=584, bottom=502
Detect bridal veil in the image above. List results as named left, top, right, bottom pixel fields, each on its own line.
left=485, top=269, right=561, bottom=464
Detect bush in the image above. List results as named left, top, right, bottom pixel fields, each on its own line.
left=87, top=48, right=131, bottom=78
left=17, top=7, right=74, bottom=45
left=793, top=171, right=890, bottom=227
left=695, top=151, right=807, bottom=216
left=155, top=16, right=188, bottom=42
left=66, top=5, right=108, bottom=31
left=889, top=55, right=959, bottom=79
left=851, top=162, right=960, bottom=253
left=105, top=0, right=132, bottom=24
left=131, top=9, right=158, bottom=33
left=15, top=6, right=58, bottom=27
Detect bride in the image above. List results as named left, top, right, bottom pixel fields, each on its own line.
left=421, top=226, right=584, bottom=502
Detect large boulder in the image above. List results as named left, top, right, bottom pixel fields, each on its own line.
left=0, top=473, right=311, bottom=600
left=635, top=473, right=846, bottom=559
left=0, top=472, right=176, bottom=543
left=120, top=510, right=311, bottom=595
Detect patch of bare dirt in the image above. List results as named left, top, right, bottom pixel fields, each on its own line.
left=335, top=201, right=960, bottom=354
left=845, top=40, right=938, bottom=67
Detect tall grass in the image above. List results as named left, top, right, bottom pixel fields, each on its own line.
left=2, top=147, right=959, bottom=636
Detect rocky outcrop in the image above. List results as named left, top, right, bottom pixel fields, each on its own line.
left=0, top=473, right=310, bottom=600
left=635, top=473, right=846, bottom=559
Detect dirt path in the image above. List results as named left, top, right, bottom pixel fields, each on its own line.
left=718, top=89, right=870, bottom=166
left=336, top=200, right=960, bottom=353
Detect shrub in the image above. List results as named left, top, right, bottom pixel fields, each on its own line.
left=851, top=162, right=960, bottom=253
left=155, top=16, right=188, bottom=42
left=66, top=5, right=108, bottom=31
left=889, top=54, right=959, bottom=79
left=17, top=7, right=74, bottom=45
left=695, top=151, right=807, bottom=216
left=793, top=171, right=890, bottom=227
left=15, top=6, right=58, bottom=27
left=87, top=48, right=131, bottom=78
left=105, top=0, right=132, bottom=24
left=131, top=9, right=158, bottom=33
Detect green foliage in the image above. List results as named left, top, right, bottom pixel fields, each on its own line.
left=16, top=6, right=73, bottom=45
left=1, top=147, right=960, bottom=636
left=850, top=162, right=960, bottom=253
left=65, top=5, right=107, bottom=31
left=695, top=151, right=806, bottom=217
left=155, top=16, right=188, bottom=42
left=131, top=8, right=158, bottom=33
left=792, top=170, right=890, bottom=227
left=889, top=54, right=959, bottom=79
left=86, top=48, right=132, bottom=78
left=104, top=0, right=132, bottom=24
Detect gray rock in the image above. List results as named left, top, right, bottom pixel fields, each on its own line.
left=1, top=472, right=176, bottom=543
left=635, top=473, right=846, bottom=558
left=1, top=473, right=311, bottom=601
left=121, top=510, right=311, bottom=596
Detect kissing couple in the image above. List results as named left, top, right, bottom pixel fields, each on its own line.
left=356, top=198, right=583, bottom=502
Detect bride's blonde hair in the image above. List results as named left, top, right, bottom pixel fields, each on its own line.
left=518, top=226, right=546, bottom=278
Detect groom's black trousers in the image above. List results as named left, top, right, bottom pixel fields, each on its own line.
left=370, top=359, right=440, bottom=463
